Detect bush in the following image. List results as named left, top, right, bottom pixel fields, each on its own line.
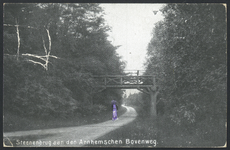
left=78, top=103, right=107, bottom=115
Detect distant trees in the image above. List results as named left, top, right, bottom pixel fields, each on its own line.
left=123, top=93, right=143, bottom=107
left=3, top=3, right=125, bottom=118
left=144, top=3, right=226, bottom=139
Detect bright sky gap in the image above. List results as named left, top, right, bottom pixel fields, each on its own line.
left=100, top=4, right=165, bottom=95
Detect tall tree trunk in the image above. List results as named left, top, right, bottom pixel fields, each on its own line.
left=150, top=91, right=159, bottom=117
left=15, top=19, right=20, bottom=60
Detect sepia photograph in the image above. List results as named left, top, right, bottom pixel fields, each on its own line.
left=3, top=3, right=227, bottom=147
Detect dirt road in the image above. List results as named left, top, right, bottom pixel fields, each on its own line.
left=3, top=105, right=137, bottom=147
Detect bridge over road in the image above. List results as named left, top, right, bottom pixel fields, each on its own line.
left=93, top=71, right=159, bottom=117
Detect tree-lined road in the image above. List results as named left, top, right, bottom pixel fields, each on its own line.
left=4, top=105, right=137, bottom=147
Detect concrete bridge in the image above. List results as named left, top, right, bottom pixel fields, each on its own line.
left=93, top=70, right=159, bottom=116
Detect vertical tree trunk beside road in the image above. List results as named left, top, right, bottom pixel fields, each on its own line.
left=150, top=91, right=159, bottom=117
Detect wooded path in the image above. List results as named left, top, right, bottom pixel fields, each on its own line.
left=4, top=105, right=137, bottom=147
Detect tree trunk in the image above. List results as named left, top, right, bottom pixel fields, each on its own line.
left=150, top=91, right=158, bottom=117
left=15, top=20, right=20, bottom=60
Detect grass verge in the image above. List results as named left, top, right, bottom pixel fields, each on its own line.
left=88, top=106, right=226, bottom=148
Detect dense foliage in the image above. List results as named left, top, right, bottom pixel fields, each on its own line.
left=3, top=3, right=125, bottom=119
left=143, top=4, right=226, bottom=145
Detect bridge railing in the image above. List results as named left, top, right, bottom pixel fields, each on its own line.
left=93, top=75, right=154, bottom=86
left=123, top=70, right=146, bottom=76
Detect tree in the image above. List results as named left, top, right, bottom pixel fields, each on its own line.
left=145, top=4, right=226, bottom=127
left=3, top=3, right=125, bottom=119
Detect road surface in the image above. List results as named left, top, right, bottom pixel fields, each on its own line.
left=3, top=105, right=137, bottom=147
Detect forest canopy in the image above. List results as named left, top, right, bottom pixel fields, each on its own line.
left=3, top=3, right=125, bottom=118
left=142, top=3, right=226, bottom=143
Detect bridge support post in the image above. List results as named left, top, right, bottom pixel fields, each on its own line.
left=150, top=90, right=158, bottom=117
left=149, top=76, right=158, bottom=117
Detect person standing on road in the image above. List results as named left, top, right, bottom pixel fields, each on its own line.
left=111, top=100, right=118, bottom=121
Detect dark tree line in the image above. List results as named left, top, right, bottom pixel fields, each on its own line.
left=3, top=3, right=125, bottom=118
left=142, top=3, right=226, bottom=144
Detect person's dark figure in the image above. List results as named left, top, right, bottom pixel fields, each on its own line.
left=111, top=100, right=118, bottom=121
left=111, top=103, right=118, bottom=111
